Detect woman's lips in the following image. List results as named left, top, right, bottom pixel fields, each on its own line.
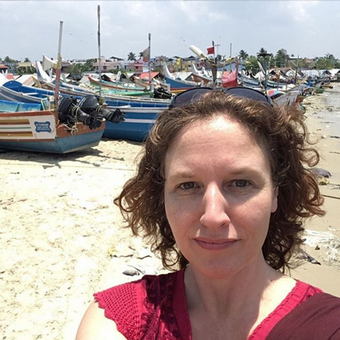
left=194, top=238, right=238, bottom=250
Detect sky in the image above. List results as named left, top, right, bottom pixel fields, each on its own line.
left=1, top=0, right=340, bottom=62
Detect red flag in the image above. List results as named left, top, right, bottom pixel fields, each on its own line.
left=143, top=47, right=150, bottom=62
left=207, top=46, right=215, bottom=55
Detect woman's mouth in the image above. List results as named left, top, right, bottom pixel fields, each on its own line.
left=194, top=238, right=238, bottom=251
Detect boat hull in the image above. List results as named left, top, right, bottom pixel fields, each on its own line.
left=0, top=130, right=103, bottom=153
left=103, top=106, right=161, bottom=142
left=164, top=76, right=197, bottom=92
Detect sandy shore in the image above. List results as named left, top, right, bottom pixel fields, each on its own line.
left=290, top=84, right=340, bottom=294
left=1, top=85, right=340, bottom=339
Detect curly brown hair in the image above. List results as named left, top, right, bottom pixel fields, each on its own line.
left=114, top=91, right=325, bottom=272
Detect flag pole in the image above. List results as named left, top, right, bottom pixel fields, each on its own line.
left=54, top=20, right=63, bottom=108
left=148, top=33, right=152, bottom=92
left=97, top=5, right=102, bottom=100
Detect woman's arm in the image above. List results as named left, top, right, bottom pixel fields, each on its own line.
left=75, top=300, right=127, bottom=340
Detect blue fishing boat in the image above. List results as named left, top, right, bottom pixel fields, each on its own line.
left=0, top=99, right=43, bottom=112
left=162, top=63, right=198, bottom=93
left=103, top=106, right=162, bottom=142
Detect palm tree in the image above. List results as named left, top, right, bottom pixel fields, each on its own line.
left=238, top=50, right=249, bottom=61
left=258, top=47, right=268, bottom=55
left=127, top=52, right=136, bottom=61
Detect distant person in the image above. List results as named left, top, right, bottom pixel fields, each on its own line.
left=76, top=87, right=340, bottom=339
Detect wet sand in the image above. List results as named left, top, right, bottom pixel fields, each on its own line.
left=0, top=85, right=340, bottom=339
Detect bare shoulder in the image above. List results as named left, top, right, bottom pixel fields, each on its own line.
left=75, top=300, right=127, bottom=340
left=264, top=274, right=297, bottom=308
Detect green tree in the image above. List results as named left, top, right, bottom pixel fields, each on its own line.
left=244, top=55, right=260, bottom=74
left=325, top=53, right=336, bottom=62
left=16, top=65, right=36, bottom=76
left=274, top=49, right=288, bottom=67
left=256, top=49, right=273, bottom=72
left=258, top=47, right=268, bottom=55
left=315, top=58, right=330, bottom=70
left=298, top=58, right=309, bottom=69
left=3, top=56, right=17, bottom=73
left=84, top=59, right=95, bottom=71
left=4, top=56, right=16, bottom=63
left=238, top=50, right=249, bottom=61
left=65, top=59, right=95, bottom=78
left=24, top=57, right=30, bottom=62
left=313, top=53, right=338, bottom=69
left=127, top=52, right=136, bottom=61
left=65, top=63, right=83, bottom=77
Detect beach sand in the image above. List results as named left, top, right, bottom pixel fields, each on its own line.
left=1, top=85, right=340, bottom=339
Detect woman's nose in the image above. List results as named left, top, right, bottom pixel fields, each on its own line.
left=199, top=185, right=230, bottom=229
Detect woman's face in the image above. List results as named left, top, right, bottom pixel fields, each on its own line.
left=164, top=116, right=278, bottom=278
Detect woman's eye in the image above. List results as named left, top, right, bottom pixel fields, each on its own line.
left=231, top=180, right=250, bottom=188
left=179, top=182, right=197, bottom=190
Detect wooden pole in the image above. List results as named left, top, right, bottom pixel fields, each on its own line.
left=229, top=42, right=232, bottom=72
left=97, top=5, right=102, bottom=100
left=294, top=55, right=299, bottom=84
left=54, top=21, right=63, bottom=108
left=148, top=33, right=152, bottom=91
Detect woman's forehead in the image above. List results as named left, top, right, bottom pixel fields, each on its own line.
left=163, top=115, right=274, bottom=173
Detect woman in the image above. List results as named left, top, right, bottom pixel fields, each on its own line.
left=76, top=88, right=339, bottom=339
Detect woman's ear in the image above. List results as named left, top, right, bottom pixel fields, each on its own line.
left=271, top=187, right=279, bottom=213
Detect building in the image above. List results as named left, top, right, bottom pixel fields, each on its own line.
left=0, top=64, right=9, bottom=73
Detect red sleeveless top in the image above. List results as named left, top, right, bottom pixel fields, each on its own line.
left=94, top=269, right=322, bottom=339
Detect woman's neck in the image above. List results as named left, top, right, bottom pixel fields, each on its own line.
left=183, top=258, right=294, bottom=339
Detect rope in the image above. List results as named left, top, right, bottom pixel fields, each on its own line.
left=322, top=194, right=340, bottom=200
left=69, top=124, right=78, bottom=135
left=59, top=123, right=78, bottom=135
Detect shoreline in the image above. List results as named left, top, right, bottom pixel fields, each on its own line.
left=290, top=84, right=340, bottom=294
left=1, top=85, right=340, bottom=339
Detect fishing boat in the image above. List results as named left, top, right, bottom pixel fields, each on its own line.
left=238, top=71, right=261, bottom=88
left=0, top=80, right=54, bottom=104
left=162, top=63, right=199, bottom=93
left=0, top=95, right=125, bottom=153
left=221, top=69, right=238, bottom=88
left=0, top=79, right=171, bottom=108
left=87, top=75, right=150, bottom=95
left=267, top=89, right=301, bottom=107
left=191, top=64, right=213, bottom=85
left=0, top=111, right=104, bottom=154
left=0, top=99, right=43, bottom=112
left=103, top=105, right=162, bottom=142
left=34, top=59, right=171, bottom=108
left=0, top=19, right=123, bottom=153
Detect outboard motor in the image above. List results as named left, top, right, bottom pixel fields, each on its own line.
left=153, top=86, right=172, bottom=100
left=78, top=95, right=125, bottom=124
left=58, top=95, right=125, bottom=129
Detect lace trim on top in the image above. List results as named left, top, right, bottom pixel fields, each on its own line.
left=95, top=270, right=322, bottom=340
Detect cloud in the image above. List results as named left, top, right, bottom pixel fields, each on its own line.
left=1, top=1, right=339, bottom=62
left=286, top=0, right=320, bottom=22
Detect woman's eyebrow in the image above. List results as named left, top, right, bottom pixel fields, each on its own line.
left=166, top=167, right=264, bottom=181
left=165, top=170, right=195, bottom=181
